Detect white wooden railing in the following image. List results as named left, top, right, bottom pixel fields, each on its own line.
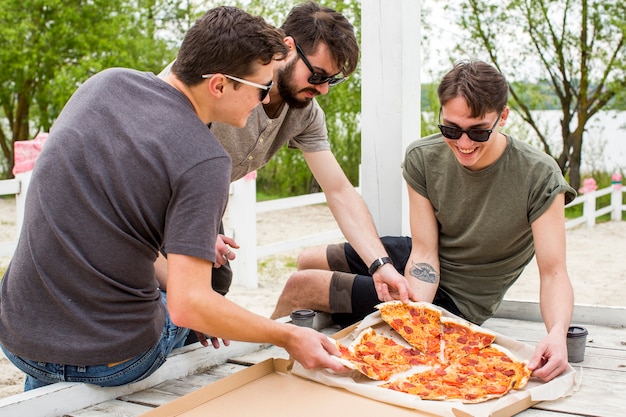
left=1, top=173, right=624, bottom=287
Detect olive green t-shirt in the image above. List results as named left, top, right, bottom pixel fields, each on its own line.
left=402, top=134, right=576, bottom=324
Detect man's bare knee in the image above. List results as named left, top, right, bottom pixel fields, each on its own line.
left=297, top=246, right=329, bottom=270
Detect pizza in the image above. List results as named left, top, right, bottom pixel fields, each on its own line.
left=440, top=316, right=496, bottom=363
left=382, top=344, right=532, bottom=403
left=333, top=327, right=430, bottom=381
left=376, top=301, right=443, bottom=360
left=332, top=301, right=531, bottom=404
left=382, top=366, right=447, bottom=400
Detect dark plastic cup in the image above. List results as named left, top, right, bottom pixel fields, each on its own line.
left=290, top=309, right=315, bottom=328
left=566, top=326, right=588, bottom=362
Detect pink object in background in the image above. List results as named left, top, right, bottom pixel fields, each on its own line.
left=12, top=132, right=48, bottom=175
left=578, top=177, right=598, bottom=194
left=243, top=170, right=257, bottom=181
left=611, top=172, right=623, bottom=190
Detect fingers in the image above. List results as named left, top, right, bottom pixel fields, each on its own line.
left=195, top=331, right=209, bottom=347
left=375, top=282, right=392, bottom=302
left=196, top=333, right=230, bottom=350
left=215, top=247, right=236, bottom=268
left=220, top=234, right=240, bottom=249
left=531, top=356, right=566, bottom=382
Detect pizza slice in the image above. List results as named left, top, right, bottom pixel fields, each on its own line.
left=447, top=344, right=532, bottom=403
left=440, top=316, right=497, bottom=363
left=376, top=301, right=443, bottom=359
left=331, top=328, right=430, bottom=381
left=381, top=366, right=448, bottom=400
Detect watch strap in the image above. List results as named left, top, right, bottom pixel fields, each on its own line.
left=368, top=256, right=393, bottom=275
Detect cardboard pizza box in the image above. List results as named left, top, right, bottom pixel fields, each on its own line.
left=142, top=309, right=577, bottom=417
left=140, top=357, right=439, bottom=417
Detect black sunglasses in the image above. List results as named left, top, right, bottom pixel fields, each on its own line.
left=295, top=44, right=346, bottom=86
left=437, top=109, right=503, bottom=143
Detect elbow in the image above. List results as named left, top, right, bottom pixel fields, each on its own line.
left=166, top=293, right=196, bottom=329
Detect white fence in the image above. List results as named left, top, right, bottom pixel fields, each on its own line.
left=1, top=174, right=625, bottom=287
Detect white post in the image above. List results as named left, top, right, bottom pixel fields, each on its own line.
left=227, top=174, right=258, bottom=288
left=583, top=192, right=596, bottom=227
left=14, top=171, right=32, bottom=234
left=361, top=0, right=421, bottom=236
left=611, top=173, right=623, bottom=222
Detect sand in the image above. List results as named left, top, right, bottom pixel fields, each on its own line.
left=1, top=197, right=625, bottom=399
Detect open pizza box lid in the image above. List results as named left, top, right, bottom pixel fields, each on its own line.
left=292, top=308, right=579, bottom=417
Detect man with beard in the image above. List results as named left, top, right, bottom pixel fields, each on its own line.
left=164, top=1, right=415, bottom=347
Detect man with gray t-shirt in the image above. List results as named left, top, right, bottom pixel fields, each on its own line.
left=0, top=6, right=345, bottom=392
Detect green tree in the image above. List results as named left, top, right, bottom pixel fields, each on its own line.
left=0, top=0, right=194, bottom=178
left=452, top=0, right=626, bottom=190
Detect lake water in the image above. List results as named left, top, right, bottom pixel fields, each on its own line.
left=506, top=110, right=626, bottom=173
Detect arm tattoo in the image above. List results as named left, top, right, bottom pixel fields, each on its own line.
left=409, top=262, right=439, bottom=284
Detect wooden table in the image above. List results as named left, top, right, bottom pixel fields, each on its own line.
left=1, top=301, right=624, bottom=417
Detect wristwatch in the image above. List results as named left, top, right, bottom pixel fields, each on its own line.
left=368, top=257, right=393, bottom=275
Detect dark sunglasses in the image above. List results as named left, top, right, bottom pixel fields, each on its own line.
left=295, top=44, right=346, bottom=86
left=202, top=73, right=273, bottom=102
left=437, top=109, right=503, bottom=142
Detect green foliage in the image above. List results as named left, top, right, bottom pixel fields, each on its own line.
left=246, top=0, right=363, bottom=197
left=0, top=0, right=194, bottom=178
left=565, top=170, right=626, bottom=221
left=450, top=0, right=626, bottom=191
left=420, top=82, right=441, bottom=136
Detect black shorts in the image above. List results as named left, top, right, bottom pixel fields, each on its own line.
left=327, top=236, right=463, bottom=327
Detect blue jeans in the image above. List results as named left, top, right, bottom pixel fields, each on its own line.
left=1, top=291, right=189, bottom=391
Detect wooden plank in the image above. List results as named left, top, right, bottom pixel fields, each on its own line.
left=118, top=363, right=248, bottom=407
left=228, top=344, right=289, bottom=366
left=495, top=300, right=626, bottom=328
left=67, top=399, right=151, bottom=417
left=484, top=318, right=626, bottom=350
left=485, top=317, right=626, bottom=417
left=532, top=367, right=626, bottom=417
left=0, top=341, right=264, bottom=417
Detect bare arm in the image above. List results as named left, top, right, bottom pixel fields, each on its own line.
left=303, top=150, right=415, bottom=302
left=165, top=253, right=345, bottom=371
left=405, top=185, right=440, bottom=302
left=528, top=193, right=574, bottom=381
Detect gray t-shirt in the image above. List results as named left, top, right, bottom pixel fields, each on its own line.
left=210, top=99, right=330, bottom=181
left=0, top=68, right=231, bottom=365
left=402, top=134, right=576, bottom=324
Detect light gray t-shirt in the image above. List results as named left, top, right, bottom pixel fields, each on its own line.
left=402, top=134, right=576, bottom=324
left=0, top=68, right=231, bottom=365
left=210, top=99, right=330, bottom=181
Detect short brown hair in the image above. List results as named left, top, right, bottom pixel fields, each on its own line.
left=282, top=1, right=359, bottom=77
left=437, top=60, right=509, bottom=118
left=172, top=6, right=288, bottom=86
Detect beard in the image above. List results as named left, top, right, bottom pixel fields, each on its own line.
left=276, top=58, right=319, bottom=109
